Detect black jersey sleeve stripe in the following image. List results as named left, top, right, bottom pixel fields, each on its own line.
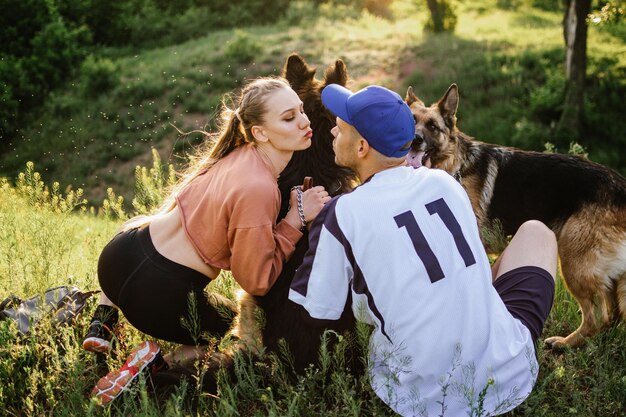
left=323, top=201, right=392, bottom=344
left=290, top=196, right=341, bottom=297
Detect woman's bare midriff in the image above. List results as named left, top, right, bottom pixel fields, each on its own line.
left=148, top=206, right=221, bottom=280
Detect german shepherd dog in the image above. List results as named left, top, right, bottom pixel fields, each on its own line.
left=404, top=84, right=626, bottom=348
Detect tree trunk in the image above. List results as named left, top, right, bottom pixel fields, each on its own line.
left=426, top=0, right=444, bottom=32
left=558, top=0, right=591, bottom=137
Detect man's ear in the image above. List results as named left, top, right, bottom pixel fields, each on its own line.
left=356, top=138, right=370, bottom=159
left=251, top=125, right=269, bottom=143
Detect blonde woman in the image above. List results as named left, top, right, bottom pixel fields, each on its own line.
left=86, top=77, right=330, bottom=406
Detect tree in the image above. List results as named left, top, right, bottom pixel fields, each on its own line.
left=424, top=0, right=457, bottom=33
left=558, top=0, right=592, bottom=137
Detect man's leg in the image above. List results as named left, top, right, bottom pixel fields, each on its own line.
left=492, top=220, right=558, bottom=282
left=492, top=220, right=558, bottom=343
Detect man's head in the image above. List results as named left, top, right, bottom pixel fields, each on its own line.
left=321, top=84, right=415, bottom=172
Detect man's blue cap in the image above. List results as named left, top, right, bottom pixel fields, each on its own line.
left=321, top=84, right=415, bottom=158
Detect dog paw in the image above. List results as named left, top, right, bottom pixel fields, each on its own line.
left=544, top=336, right=570, bottom=350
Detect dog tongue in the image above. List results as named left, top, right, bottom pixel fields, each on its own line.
left=406, top=149, right=424, bottom=168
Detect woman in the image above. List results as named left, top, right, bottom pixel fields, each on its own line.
left=86, top=77, right=331, bottom=406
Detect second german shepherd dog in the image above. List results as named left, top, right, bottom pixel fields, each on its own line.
left=405, top=84, right=626, bottom=349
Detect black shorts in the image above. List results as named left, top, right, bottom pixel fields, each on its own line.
left=97, top=226, right=234, bottom=345
left=494, top=266, right=555, bottom=344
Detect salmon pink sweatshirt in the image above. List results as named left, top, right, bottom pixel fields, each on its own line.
left=175, top=144, right=302, bottom=295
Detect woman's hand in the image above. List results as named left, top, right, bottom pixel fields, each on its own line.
left=300, top=185, right=330, bottom=223
left=285, top=185, right=331, bottom=231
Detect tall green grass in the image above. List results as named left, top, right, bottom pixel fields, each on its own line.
left=0, top=153, right=625, bottom=415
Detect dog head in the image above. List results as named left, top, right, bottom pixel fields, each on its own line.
left=277, top=53, right=357, bottom=218
left=405, top=84, right=460, bottom=172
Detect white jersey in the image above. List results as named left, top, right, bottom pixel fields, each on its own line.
left=289, top=166, right=537, bottom=417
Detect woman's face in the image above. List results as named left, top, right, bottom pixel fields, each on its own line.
left=254, top=87, right=312, bottom=152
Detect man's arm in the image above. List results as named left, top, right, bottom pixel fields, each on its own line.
left=288, top=196, right=352, bottom=322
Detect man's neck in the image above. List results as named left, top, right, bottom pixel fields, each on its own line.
left=357, top=160, right=406, bottom=183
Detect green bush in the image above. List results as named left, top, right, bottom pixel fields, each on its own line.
left=0, top=1, right=90, bottom=149
left=319, top=1, right=364, bottom=20
left=282, top=0, right=320, bottom=25
left=80, top=55, right=118, bottom=98
left=528, top=70, right=566, bottom=125
left=496, top=0, right=522, bottom=10
left=26, top=20, right=90, bottom=92
left=0, top=0, right=53, bottom=57
left=224, top=30, right=263, bottom=64
left=0, top=77, right=18, bottom=144
left=531, top=0, right=561, bottom=12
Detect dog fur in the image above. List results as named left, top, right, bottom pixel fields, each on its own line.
left=405, top=83, right=626, bottom=348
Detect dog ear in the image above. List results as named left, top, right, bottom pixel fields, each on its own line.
left=323, top=59, right=349, bottom=87
left=283, top=53, right=316, bottom=90
left=405, top=86, right=424, bottom=107
left=438, top=84, right=459, bottom=127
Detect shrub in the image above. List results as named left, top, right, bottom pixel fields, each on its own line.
left=0, top=1, right=90, bottom=149
left=224, top=30, right=263, bottom=64
left=531, top=0, right=562, bottom=12
left=0, top=77, right=18, bottom=144
left=132, top=148, right=176, bottom=215
left=496, top=0, right=522, bottom=9
left=80, top=55, right=118, bottom=98
left=282, top=0, right=320, bottom=25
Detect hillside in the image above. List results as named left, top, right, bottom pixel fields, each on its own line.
left=1, top=1, right=625, bottom=208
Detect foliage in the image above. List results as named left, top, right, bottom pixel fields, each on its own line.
left=132, top=148, right=177, bottom=215
left=589, top=1, right=626, bottom=39
left=496, top=0, right=523, bottom=9
left=224, top=30, right=264, bottom=64
left=531, top=0, right=562, bottom=11
left=0, top=0, right=296, bottom=151
left=0, top=0, right=90, bottom=147
left=282, top=1, right=321, bottom=25
left=80, top=55, right=118, bottom=98
left=100, top=188, right=128, bottom=221
left=0, top=165, right=110, bottom=297
left=589, top=0, right=625, bottom=24
left=1, top=0, right=624, bottom=208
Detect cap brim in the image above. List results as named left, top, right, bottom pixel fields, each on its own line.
left=321, top=84, right=353, bottom=124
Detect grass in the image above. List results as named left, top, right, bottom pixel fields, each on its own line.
left=1, top=158, right=625, bottom=416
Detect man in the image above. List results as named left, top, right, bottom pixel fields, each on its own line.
left=288, top=84, right=557, bottom=416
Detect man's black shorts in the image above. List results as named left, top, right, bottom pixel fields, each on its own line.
left=494, top=266, right=555, bottom=344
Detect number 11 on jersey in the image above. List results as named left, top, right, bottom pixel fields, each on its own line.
left=394, top=198, right=476, bottom=284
